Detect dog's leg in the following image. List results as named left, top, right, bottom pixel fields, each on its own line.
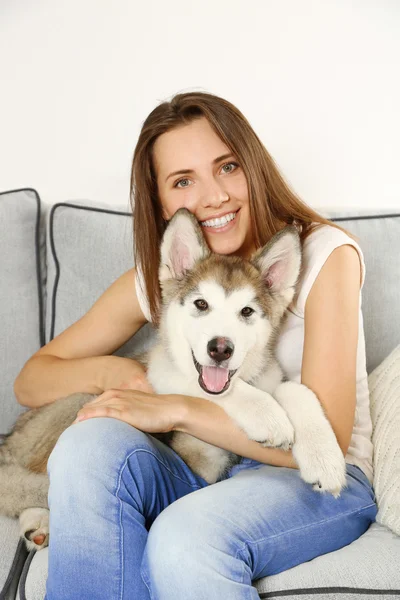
left=0, top=461, right=50, bottom=550
left=273, top=381, right=347, bottom=497
left=19, top=507, right=50, bottom=551
left=219, top=378, right=295, bottom=450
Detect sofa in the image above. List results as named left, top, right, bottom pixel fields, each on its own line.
left=0, top=187, right=399, bottom=600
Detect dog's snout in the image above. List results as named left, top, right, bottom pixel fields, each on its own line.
left=207, top=337, right=234, bottom=363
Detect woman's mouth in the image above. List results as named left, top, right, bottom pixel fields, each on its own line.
left=200, top=209, right=240, bottom=233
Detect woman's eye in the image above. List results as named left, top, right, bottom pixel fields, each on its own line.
left=222, top=161, right=238, bottom=174
left=194, top=299, right=208, bottom=311
left=241, top=306, right=254, bottom=317
left=174, top=178, right=190, bottom=189
left=174, top=162, right=239, bottom=188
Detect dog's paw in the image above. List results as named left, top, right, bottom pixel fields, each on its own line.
left=251, top=403, right=295, bottom=451
left=19, top=507, right=50, bottom=551
left=293, top=434, right=347, bottom=498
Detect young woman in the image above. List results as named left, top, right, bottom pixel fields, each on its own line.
left=15, top=92, right=377, bottom=600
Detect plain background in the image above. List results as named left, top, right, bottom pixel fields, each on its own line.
left=0, top=0, right=399, bottom=213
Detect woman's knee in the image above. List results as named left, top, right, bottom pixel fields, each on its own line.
left=142, top=495, right=245, bottom=593
left=146, top=493, right=234, bottom=566
left=48, top=417, right=154, bottom=474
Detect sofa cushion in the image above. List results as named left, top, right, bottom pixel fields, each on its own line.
left=0, top=188, right=46, bottom=434
left=369, top=343, right=400, bottom=536
left=16, top=549, right=47, bottom=600
left=254, top=523, right=400, bottom=598
left=45, top=200, right=156, bottom=356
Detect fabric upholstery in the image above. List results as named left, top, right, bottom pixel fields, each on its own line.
left=369, top=343, right=400, bottom=536
left=45, top=200, right=156, bottom=356
left=329, top=213, right=400, bottom=374
left=0, top=189, right=46, bottom=434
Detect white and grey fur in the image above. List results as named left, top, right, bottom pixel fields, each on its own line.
left=0, top=208, right=346, bottom=552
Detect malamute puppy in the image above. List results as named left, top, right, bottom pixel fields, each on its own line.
left=0, top=208, right=346, bottom=551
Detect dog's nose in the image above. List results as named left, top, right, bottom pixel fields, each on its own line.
left=207, top=337, right=234, bottom=363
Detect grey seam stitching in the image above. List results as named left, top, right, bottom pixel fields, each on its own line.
left=235, top=503, right=377, bottom=561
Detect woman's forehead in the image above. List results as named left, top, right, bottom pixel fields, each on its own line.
left=153, top=119, right=229, bottom=179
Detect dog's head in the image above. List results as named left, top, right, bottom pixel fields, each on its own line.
left=158, top=208, right=302, bottom=395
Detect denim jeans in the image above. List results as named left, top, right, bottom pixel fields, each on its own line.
left=44, top=417, right=377, bottom=600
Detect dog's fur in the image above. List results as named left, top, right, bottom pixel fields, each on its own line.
left=0, top=208, right=346, bottom=551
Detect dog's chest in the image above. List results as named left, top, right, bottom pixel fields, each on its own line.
left=146, top=345, right=199, bottom=396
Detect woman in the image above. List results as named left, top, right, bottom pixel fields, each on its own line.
left=15, top=92, right=377, bottom=599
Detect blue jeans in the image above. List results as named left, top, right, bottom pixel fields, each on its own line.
left=44, top=417, right=377, bottom=600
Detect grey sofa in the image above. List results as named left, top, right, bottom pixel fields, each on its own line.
left=1, top=188, right=399, bottom=599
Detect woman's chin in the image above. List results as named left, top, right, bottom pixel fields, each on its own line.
left=206, top=239, right=242, bottom=256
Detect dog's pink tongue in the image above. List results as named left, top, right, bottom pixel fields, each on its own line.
left=201, top=366, right=229, bottom=392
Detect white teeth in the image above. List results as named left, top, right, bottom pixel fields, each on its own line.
left=201, top=211, right=237, bottom=228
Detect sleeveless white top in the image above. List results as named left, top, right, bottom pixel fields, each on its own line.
left=135, top=223, right=374, bottom=484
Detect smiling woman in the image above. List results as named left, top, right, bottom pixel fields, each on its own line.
left=14, top=90, right=377, bottom=600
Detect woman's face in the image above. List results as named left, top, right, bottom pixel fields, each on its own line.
left=153, top=117, right=255, bottom=259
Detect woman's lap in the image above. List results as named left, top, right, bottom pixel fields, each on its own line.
left=45, top=418, right=377, bottom=599
left=142, top=458, right=377, bottom=595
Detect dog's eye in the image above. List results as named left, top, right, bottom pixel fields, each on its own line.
left=194, top=299, right=208, bottom=311
left=241, top=306, right=254, bottom=317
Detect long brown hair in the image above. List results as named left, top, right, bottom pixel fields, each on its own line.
left=130, top=91, right=357, bottom=326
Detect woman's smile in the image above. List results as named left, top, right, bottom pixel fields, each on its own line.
left=200, top=209, right=240, bottom=233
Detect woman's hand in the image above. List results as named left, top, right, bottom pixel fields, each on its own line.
left=72, top=388, right=188, bottom=433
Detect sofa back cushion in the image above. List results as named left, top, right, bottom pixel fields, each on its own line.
left=330, top=213, right=400, bottom=374
left=0, top=189, right=46, bottom=434
left=45, top=201, right=155, bottom=356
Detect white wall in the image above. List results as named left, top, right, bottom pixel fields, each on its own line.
left=0, top=0, right=399, bottom=213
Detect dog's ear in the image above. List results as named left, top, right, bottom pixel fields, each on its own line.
left=160, top=208, right=211, bottom=282
left=251, top=225, right=302, bottom=303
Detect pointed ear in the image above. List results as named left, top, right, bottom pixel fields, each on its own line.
left=251, top=225, right=302, bottom=303
left=159, top=208, right=211, bottom=282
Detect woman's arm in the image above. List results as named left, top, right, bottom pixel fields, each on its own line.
left=301, top=244, right=361, bottom=456
left=176, top=395, right=298, bottom=467
left=14, top=267, right=148, bottom=408
left=177, top=244, right=361, bottom=466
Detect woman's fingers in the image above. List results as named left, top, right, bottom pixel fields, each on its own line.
left=74, top=402, right=123, bottom=422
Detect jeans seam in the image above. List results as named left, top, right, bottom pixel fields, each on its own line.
left=120, top=447, right=205, bottom=491
left=234, top=502, right=377, bottom=561
left=140, top=566, right=154, bottom=600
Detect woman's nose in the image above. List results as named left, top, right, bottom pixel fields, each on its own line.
left=200, top=182, right=230, bottom=209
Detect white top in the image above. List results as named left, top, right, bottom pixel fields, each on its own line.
left=135, top=224, right=374, bottom=484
